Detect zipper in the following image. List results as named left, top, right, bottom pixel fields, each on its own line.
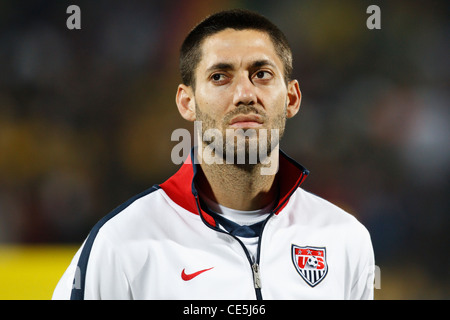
left=250, top=167, right=308, bottom=297
left=252, top=263, right=261, bottom=289
left=193, top=169, right=307, bottom=300
left=194, top=194, right=269, bottom=300
left=252, top=211, right=274, bottom=300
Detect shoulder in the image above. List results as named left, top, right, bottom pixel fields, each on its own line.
left=90, top=185, right=172, bottom=244
left=293, top=188, right=371, bottom=239
left=68, top=185, right=166, bottom=299
left=74, top=184, right=172, bottom=261
left=291, top=188, right=374, bottom=265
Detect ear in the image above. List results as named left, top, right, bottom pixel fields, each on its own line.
left=176, top=84, right=196, bottom=121
left=286, top=80, right=302, bottom=119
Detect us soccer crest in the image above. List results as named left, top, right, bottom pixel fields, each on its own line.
left=291, top=244, right=328, bottom=287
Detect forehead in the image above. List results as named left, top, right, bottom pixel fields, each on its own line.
left=198, top=29, right=282, bottom=70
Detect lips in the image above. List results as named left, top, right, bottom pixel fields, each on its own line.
left=229, top=114, right=263, bottom=128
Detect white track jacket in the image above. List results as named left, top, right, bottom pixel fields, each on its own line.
left=53, top=150, right=375, bottom=300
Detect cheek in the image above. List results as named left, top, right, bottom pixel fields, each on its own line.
left=195, top=92, right=230, bottom=122
left=263, top=92, right=287, bottom=117
left=194, top=100, right=221, bottom=130
left=260, top=83, right=287, bottom=104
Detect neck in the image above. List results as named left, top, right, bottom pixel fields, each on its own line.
left=195, top=149, right=279, bottom=211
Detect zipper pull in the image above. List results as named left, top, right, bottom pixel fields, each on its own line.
left=252, top=263, right=261, bottom=289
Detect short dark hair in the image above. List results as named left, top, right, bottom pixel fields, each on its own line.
left=179, top=9, right=293, bottom=88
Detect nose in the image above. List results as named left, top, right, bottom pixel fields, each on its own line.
left=232, top=73, right=257, bottom=106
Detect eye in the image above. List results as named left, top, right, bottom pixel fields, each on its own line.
left=211, top=73, right=226, bottom=82
left=253, top=70, right=273, bottom=80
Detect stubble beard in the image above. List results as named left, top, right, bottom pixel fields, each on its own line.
left=195, top=103, right=286, bottom=171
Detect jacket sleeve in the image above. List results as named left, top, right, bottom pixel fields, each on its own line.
left=52, top=243, right=84, bottom=300
left=52, top=232, right=132, bottom=300
left=349, top=225, right=376, bottom=300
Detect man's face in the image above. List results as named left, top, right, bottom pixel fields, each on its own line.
left=187, top=29, right=299, bottom=162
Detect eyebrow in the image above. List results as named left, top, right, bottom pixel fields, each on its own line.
left=205, top=59, right=277, bottom=74
left=206, top=62, right=234, bottom=74
left=250, top=59, right=277, bottom=70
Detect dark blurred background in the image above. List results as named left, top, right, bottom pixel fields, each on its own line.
left=0, top=0, right=448, bottom=299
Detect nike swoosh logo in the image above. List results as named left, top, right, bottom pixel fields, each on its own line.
left=181, top=267, right=214, bottom=281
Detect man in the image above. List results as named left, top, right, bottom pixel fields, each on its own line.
left=53, top=9, right=375, bottom=300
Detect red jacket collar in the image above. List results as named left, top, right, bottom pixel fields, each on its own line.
left=160, top=149, right=309, bottom=226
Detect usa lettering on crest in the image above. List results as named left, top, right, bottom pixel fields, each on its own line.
left=291, top=244, right=328, bottom=287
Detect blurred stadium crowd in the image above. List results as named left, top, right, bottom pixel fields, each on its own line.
left=0, top=0, right=448, bottom=298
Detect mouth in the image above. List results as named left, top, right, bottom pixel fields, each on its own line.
left=229, top=114, right=264, bottom=129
